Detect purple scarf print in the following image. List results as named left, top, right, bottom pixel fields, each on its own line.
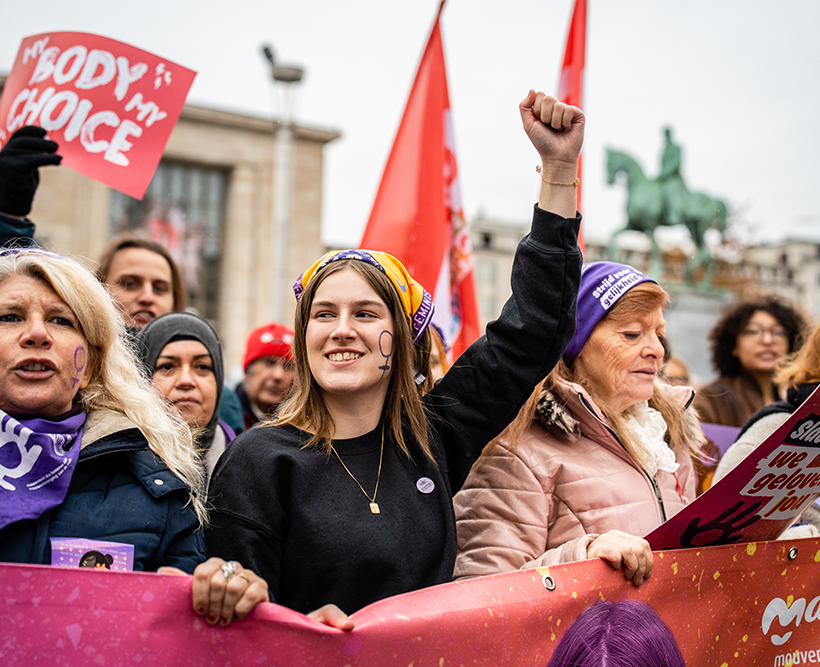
left=0, top=409, right=86, bottom=530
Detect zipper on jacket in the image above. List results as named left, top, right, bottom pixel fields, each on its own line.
left=577, top=392, right=668, bottom=523
left=649, top=473, right=667, bottom=523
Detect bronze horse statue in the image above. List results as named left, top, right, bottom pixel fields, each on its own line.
left=606, top=148, right=727, bottom=286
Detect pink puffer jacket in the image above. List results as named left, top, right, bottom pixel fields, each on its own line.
left=453, top=378, right=698, bottom=579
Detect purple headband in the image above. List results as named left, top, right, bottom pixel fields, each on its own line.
left=0, top=247, right=65, bottom=260
left=563, top=261, right=656, bottom=362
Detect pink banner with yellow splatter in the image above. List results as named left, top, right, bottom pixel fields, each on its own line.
left=2, top=536, right=820, bottom=666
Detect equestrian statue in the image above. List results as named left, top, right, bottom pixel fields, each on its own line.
left=607, top=128, right=727, bottom=287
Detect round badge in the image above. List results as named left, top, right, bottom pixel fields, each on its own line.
left=416, top=477, right=435, bottom=494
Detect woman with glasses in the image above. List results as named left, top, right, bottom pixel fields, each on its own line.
left=694, top=296, right=806, bottom=428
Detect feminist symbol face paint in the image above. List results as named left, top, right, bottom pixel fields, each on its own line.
left=71, top=347, right=87, bottom=389
left=379, top=331, right=394, bottom=378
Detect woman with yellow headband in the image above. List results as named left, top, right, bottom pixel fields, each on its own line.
left=205, top=91, right=584, bottom=622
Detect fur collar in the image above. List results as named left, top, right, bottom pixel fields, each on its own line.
left=81, top=409, right=140, bottom=449
left=533, top=379, right=702, bottom=447
left=533, top=387, right=579, bottom=436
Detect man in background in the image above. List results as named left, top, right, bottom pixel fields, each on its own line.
left=237, top=323, right=296, bottom=430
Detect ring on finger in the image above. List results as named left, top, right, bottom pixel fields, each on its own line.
left=221, top=560, right=240, bottom=581
left=234, top=572, right=252, bottom=585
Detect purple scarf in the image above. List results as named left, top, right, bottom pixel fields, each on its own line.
left=0, top=409, right=87, bottom=530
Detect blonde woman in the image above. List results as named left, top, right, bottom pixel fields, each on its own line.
left=0, top=248, right=266, bottom=626
left=455, top=262, right=702, bottom=585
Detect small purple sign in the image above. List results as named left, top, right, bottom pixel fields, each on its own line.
left=50, top=537, right=134, bottom=572
left=700, top=422, right=742, bottom=457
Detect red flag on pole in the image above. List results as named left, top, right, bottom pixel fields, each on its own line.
left=359, top=0, right=480, bottom=362
left=557, top=0, right=587, bottom=253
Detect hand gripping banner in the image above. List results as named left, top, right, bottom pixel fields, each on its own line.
left=2, top=537, right=820, bottom=666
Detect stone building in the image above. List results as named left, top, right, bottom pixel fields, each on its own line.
left=470, top=214, right=820, bottom=386
left=0, top=76, right=340, bottom=373
left=739, top=240, right=820, bottom=320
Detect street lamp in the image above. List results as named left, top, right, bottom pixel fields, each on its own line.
left=261, top=44, right=304, bottom=324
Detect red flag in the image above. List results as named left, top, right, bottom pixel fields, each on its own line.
left=557, top=0, right=587, bottom=252
left=360, top=1, right=480, bottom=361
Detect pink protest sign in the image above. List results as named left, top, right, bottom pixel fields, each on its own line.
left=648, top=385, right=820, bottom=550
left=0, top=32, right=196, bottom=199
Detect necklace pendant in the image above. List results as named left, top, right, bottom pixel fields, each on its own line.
left=369, top=502, right=380, bottom=514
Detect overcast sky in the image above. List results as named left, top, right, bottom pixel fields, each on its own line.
left=2, top=0, right=819, bottom=249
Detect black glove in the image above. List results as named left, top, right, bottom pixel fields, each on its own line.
left=0, top=126, right=62, bottom=217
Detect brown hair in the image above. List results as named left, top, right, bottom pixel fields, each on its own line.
left=272, top=259, right=435, bottom=460
left=96, top=233, right=187, bottom=311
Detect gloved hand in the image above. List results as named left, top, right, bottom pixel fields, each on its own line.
left=0, top=126, right=62, bottom=217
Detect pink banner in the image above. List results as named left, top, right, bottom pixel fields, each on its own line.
left=649, top=385, right=820, bottom=550
left=0, top=32, right=196, bottom=199
left=3, top=537, right=820, bottom=666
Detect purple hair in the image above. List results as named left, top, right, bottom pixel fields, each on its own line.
left=546, top=601, right=685, bottom=667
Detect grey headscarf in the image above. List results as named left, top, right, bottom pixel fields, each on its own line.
left=136, top=312, right=224, bottom=442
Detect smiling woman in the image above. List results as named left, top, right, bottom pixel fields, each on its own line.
left=204, top=91, right=584, bottom=623
left=305, top=268, right=396, bottom=411
left=454, top=261, right=703, bottom=585
left=694, top=296, right=806, bottom=429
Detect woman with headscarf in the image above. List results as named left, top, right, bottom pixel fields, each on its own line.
left=137, top=312, right=235, bottom=483
left=204, top=90, right=583, bottom=618
left=454, top=261, right=702, bottom=585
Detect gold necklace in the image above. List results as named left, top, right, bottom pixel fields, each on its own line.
left=330, top=425, right=384, bottom=514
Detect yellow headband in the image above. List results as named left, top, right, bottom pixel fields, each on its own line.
left=294, top=249, right=435, bottom=345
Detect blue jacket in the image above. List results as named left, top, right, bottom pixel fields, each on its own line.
left=0, top=410, right=206, bottom=573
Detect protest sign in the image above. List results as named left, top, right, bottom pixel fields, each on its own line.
left=0, top=32, right=196, bottom=199
left=50, top=537, right=134, bottom=571
left=2, top=537, right=819, bottom=666
left=648, top=385, right=820, bottom=550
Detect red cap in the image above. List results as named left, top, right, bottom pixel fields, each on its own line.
left=243, top=322, right=294, bottom=370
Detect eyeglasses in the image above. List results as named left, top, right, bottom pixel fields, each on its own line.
left=741, top=326, right=788, bottom=340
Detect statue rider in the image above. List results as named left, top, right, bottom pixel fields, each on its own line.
left=658, top=127, right=686, bottom=226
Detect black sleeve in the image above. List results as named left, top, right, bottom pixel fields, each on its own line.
left=204, top=433, right=285, bottom=602
left=428, top=205, right=581, bottom=492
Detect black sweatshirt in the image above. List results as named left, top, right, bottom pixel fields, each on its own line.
left=205, top=206, right=581, bottom=614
